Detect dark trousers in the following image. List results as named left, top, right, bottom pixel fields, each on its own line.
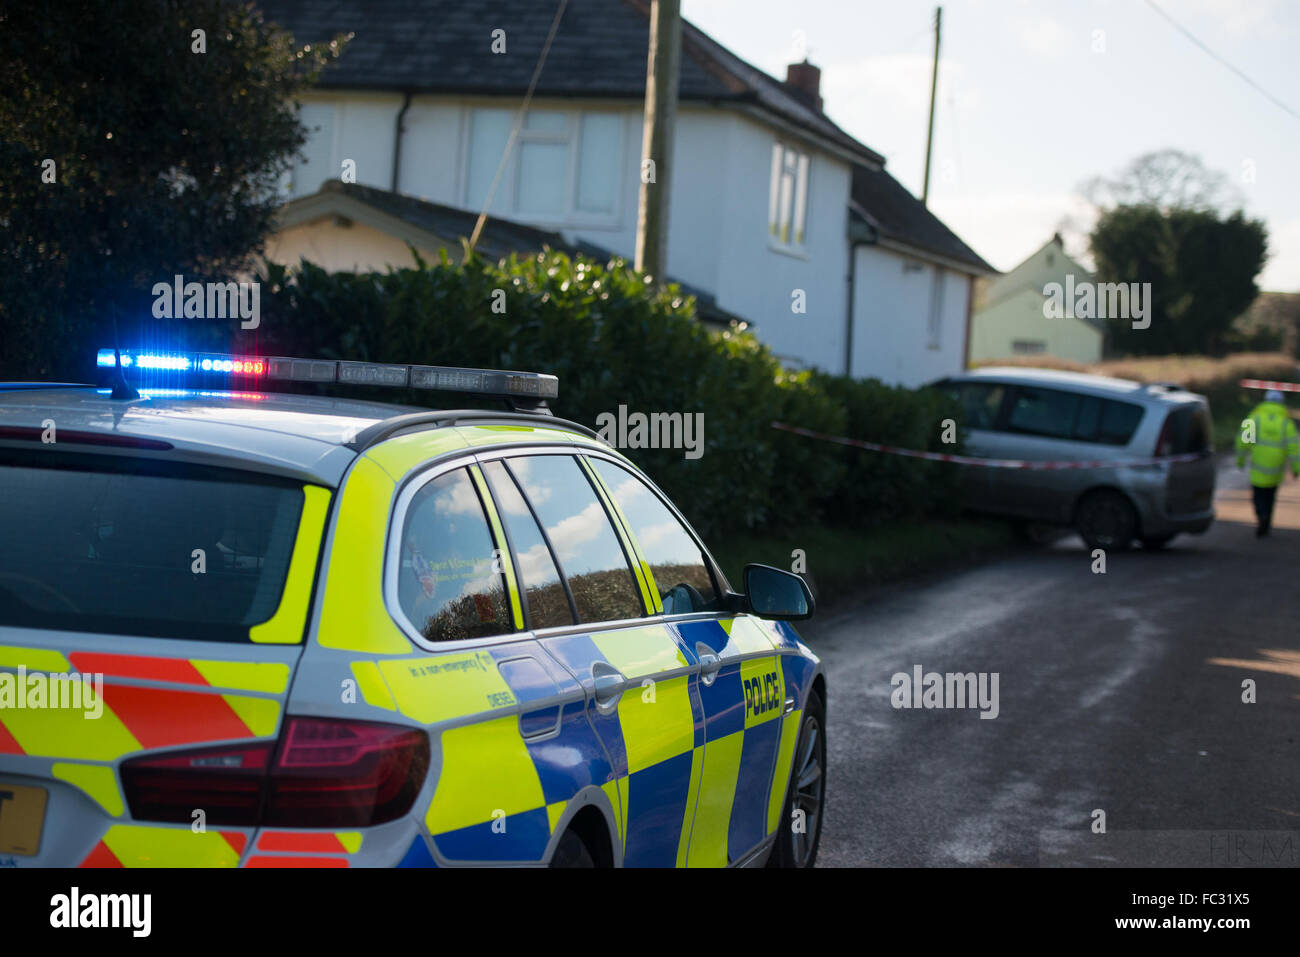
left=1252, top=485, right=1278, bottom=532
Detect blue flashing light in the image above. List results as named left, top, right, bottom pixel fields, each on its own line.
left=96, top=349, right=267, bottom=378
left=93, top=348, right=558, bottom=403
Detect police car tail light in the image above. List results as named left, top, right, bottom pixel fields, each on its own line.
left=263, top=717, right=430, bottom=828
left=121, top=742, right=273, bottom=826
left=121, top=718, right=429, bottom=828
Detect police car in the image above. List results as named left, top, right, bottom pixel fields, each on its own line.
left=0, top=350, right=826, bottom=867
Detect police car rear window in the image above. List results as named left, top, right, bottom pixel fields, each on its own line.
left=0, top=451, right=303, bottom=641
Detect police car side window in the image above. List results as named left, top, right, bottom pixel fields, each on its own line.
left=481, top=459, right=576, bottom=630
left=588, top=457, right=720, bottom=615
left=396, top=468, right=513, bottom=643
left=505, top=455, right=645, bottom=625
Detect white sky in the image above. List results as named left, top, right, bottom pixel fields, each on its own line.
left=682, top=0, right=1299, bottom=290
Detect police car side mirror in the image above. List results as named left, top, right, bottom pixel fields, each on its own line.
left=742, top=564, right=814, bottom=621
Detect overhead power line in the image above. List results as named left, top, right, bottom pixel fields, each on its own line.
left=469, top=0, right=570, bottom=251
left=1143, top=0, right=1300, bottom=122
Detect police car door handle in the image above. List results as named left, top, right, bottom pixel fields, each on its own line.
left=695, top=643, right=721, bottom=686
left=591, top=661, right=626, bottom=708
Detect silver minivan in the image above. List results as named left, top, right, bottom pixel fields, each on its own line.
left=932, top=368, right=1216, bottom=550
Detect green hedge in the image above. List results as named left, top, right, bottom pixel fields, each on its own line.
left=257, top=248, right=965, bottom=539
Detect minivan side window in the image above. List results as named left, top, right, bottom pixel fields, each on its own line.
left=1005, top=386, right=1082, bottom=440
left=1072, top=396, right=1145, bottom=446
left=396, top=468, right=513, bottom=643
left=959, top=383, right=1006, bottom=430
left=934, top=380, right=1005, bottom=431
left=505, top=455, right=645, bottom=624
left=588, top=457, right=721, bottom=615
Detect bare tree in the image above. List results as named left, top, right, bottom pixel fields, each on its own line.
left=1080, top=149, right=1243, bottom=213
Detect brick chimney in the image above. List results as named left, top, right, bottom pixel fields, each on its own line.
left=785, top=59, right=823, bottom=112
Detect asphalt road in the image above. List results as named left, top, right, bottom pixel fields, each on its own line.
left=805, top=460, right=1300, bottom=866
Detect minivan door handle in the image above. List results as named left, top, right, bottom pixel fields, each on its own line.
left=591, top=661, right=627, bottom=709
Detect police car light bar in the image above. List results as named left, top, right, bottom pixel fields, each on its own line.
left=97, top=349, right=558, bottom=400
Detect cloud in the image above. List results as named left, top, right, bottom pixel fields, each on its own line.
left=1178, top=0, right=1282, bottom=37
left=503, top=457, right=551, bottom=510
left=930, top=189, right=1097, bottom=272
left=822, top=54, right=973, bottom=119
left=544, top=501, right=613, bottom=568
left=433, top=473, right=485, bottom=517
left=1260, top=217, right=1300, bottom=291
left=1010, top=14, right=1071, bottom=59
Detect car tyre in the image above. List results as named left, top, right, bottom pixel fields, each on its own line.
left=1075, top=489, right=1137, bottom=551
left=767, top=687, right=826, bottom=868
left=549, top=827, right=595, bottom=867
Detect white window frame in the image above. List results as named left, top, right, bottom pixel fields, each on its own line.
left=460, top=105, right=625, bottom=229
left=768, top=141, right=810, bottom=254
left=927, top=266, right=947, bottom=350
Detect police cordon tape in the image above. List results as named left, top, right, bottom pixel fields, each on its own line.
left=770, top=421, right=1206, bottom=470
left=1241, top=378, right=1300, bottom=393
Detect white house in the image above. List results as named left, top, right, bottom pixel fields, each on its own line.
left=969, top=234, right=1104, bottom=364
left=258, top=0, right=994, bottom=386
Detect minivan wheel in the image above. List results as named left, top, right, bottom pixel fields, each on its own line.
left=767, top=688, right=826, bottom=868
left=1075, top=490, right=1137, bottom=551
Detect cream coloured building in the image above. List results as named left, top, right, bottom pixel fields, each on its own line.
left=969, top=234, right=1104, bottom=364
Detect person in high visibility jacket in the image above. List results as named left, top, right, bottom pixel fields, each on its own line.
left=1235, top=389, right=1300, bottom=536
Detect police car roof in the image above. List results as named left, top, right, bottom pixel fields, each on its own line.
left=0, top=386, right=594, bottom=486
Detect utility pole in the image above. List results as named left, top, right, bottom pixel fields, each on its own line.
left=921, top=6, right=941, bottom=207
left=634, top=0, right=681, bottom=281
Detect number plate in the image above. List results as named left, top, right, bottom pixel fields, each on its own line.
left=0, top=783, right=48, bottom=856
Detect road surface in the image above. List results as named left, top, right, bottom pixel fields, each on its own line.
left=806, top=461, right=1300, bottom=866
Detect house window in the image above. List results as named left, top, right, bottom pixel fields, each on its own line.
left=1012, top=340, right=1047, bottom=355
left=464, top=108, right=622, bottom=224
left=768, top=142, right=809, bottom=248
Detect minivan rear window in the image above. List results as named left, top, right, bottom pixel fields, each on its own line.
left=1162, top=404, right=1212, bottom=454
left=0, top=452, right=304, bottom=641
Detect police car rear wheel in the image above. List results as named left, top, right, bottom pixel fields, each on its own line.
left=769, top=688, right=826, bottom=868
left=549, top=828, right=595, bottom=867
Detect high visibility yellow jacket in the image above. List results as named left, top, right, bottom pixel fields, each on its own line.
left=1236, top=400, right=1300, bottom=488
